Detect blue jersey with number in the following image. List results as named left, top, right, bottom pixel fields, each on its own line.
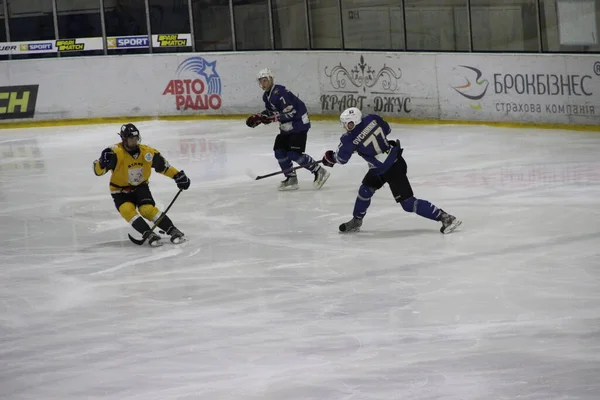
left=333, top=114, right=399, bottom=175
left=262, top=84, right=311, bottom=134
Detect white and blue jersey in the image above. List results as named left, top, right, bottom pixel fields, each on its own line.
left=332, top=114, right=400, bottom=175
left=262, top=84, right=311, bottom=134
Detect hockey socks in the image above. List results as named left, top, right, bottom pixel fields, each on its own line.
left=275, top=149, right=294, bottom=176
left=400, top=197, right=441, bottom=221
left=292, top=153, right=320, bottom=173
left=131, top=215, right=151, bottom=235
left=352, top=185, right=375, bottom=218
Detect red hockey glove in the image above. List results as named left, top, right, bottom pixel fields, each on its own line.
left=322, top=150, right=336, bottom=167
left=246, top=114, right=261, bottom=128
left=259, top=113, right=278, bottom=125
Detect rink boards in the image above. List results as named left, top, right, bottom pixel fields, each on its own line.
left=0, top=51, right=598, bottom=128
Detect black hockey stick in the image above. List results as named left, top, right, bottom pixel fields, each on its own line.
left=128, top=189, right=183, bottom=246
left=246, top=160, right=323, bottom=180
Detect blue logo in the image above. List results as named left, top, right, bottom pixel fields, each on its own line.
left=163, top=57, right=223, bottom=111
left=175, top=57, right=222, bottom=96
left=116, top=37, right=149, bottom=48
left=28, top=43, right=53, bottom=51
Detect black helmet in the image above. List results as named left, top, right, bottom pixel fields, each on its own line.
left=119, top=123, right=140, bottom=139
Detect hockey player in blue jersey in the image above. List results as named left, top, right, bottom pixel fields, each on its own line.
left=321, top=107, right=461, bottom=234
left=246, top=68, right=330, bottom=191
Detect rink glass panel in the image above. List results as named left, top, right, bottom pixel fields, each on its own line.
left=0, top=5, right=5, bottom=61
left=308, top=0, right=342, bottom=49
left=470, top=0, right=540, bottom=52
left=539, top=0, right=600, bottom=52
left=1, top=0, right=599, bottom=59
left=232, top=0, right=271, bottom=50
left=149, top=0, right=191, bottom=53
left=191, top=0, right=233, bottom=51
left=103, top=0, right=150, bottom=55
left=340, top=0, right=406, bottom=50
left=404, top=0, right=470, bottom=51
left=272, top=0, right=309, bottom=49
left=56, top=0, right=103, bottom=57
left=6, top=0, right=57, bottom=59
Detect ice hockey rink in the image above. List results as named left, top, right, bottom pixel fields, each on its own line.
left=1, top=119, right=599, bottom=400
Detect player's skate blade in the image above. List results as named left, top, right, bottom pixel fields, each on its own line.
left=339, top=217, right=362, bottom=233
left=439, top=211, right=462, bottom=234
left=278, top=175, right=299, bottom=191
left=157, top=229, right=187, bottom=244
left=441, top=219, right=462, bottom=234
left=313, top=167, right=330, bottom=190
left=170, top=236, right=187, bottom=244
left=167, top=227, right=186, bottom=244
left=144, top=231, right=163, bottom=247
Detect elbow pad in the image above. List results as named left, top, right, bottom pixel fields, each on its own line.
left=152, top=153, right=170, bottom=173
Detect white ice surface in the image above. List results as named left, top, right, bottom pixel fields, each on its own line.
left=1, top=120, right=599, bottom=400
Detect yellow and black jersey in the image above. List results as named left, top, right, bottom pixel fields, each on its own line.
left=93, top=143, right=179, bottom=193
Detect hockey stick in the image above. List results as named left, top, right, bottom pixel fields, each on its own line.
left=128, top=189, right=183, bottom=246
left=246, top=160, right=323, bottom=180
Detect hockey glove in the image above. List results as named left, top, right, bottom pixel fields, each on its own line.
left=322, top=150, right=336, bottom=167
left=99, top=148, right=117, bottom=170
left=246, top=114, right=262, bottom=128
left=388, top=139, right=403, bottom=155
left=173, top=170, right=191, bottom=190
left=259, top=113, right=278, bottom=125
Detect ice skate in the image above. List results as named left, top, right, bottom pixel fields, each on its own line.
left=144, top=231, right=163, bottom=247
left=439, top=210, right=462, bottom=234
left=339, top=217, right=363, bottom=233
left=167, top=226, right=186, bottom=244
left=313, top=166, right=330, bottom=190
left=278, top=174, right=299, bottom=191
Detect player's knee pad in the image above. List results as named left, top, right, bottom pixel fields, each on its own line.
left=287, top=151, right=304, bottom=163
left=118, top=202, right=137, bottom=222
left=400, top=196, right=417, bottom=212
left=274, top=148, right=288, bottom=161
left=138, top=204, right=160, bottom=221
left=358, top=185, right=375, bottom=200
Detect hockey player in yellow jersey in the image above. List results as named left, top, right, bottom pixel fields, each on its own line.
left=93, top=123, right=190, bottom=246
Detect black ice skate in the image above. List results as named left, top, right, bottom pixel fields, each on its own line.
left=313, top=166, right=330, bottom=190
left=144, top=231, right=163, bottom=247
left=439, top=210, right=462, bottom=234
left=339, top=217, right=363, bottom=233
left=278, top=174, right=299, bottom=191
left=167, top=226, right=186, bottom=244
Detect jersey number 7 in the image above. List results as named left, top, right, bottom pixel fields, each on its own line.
left=362, top=127, right=389, bottom=154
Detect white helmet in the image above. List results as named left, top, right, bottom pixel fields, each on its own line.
left=257, top=68, right=274, bottom=80
left=257, top=68, right=274, bottom=90
left=340, top=107, right=362, bottom=131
